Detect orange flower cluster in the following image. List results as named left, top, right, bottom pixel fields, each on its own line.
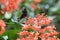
left=17, top=14, right=60, bottom=40
left=34, top=0, right=41, bottom=3
left=30, top=3, right=36, bottom=10
left=30, top=0, right=41, bottom=10
left=0, top=0, right=6, bottom=4
left=1, top=0, right=21, bottom=12
left=0, top=0, right=41, bottom=13
left=0, top=20, right=6, bottom=35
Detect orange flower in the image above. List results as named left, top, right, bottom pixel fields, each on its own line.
left=22, top=25, right=31, bottom=30
left=0, top=20, right=6, bottom=27
left=16, top=38, right=20, bottom=40
left=17, top=14, right=59, bottom=40
left=0, top=0, right=6, bottom=4
left=31, top=26, right=41, bottom=31
left=0, top=20, right=6, bottom=35
left=46, top=37, right=59, bottom=40
left=34, top=0, right=41, bottom=3
left=20, top=38, right=28, bottom=40
left=18, top=31, right=30, bottom=36
left=0, top=27, right=5, bottom=35
left=30, top=3, right=36, bottom=10
left=1, top=0, right=20, bottom=13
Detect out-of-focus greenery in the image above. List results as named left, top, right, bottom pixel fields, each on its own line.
left=40, top=0, right=60, bottom=32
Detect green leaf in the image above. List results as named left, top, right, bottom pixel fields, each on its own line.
left=0, top=29, right=21, bottom=40
left=38, top=38, right=41, bottom=40
left=44, top=30, right=50, bottom=33
left=28, top=28, right=34, bottom=32
left=0, top=5, right=3, bottom=19
left=6, top=22, right=22, bottom=30
left=0, top=5, right=1, bottom=10
left=17, top=10, right=22, bottom=18
left=0, top=14, right=3, bottom=19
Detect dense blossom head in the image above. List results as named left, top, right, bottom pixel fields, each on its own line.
left=0, top=0, right=21, bottom=13
left=17, top=14, right=60, bottom=40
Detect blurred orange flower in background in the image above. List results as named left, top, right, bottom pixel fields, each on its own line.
left=34, top=0, right=41, bottom=3
left=0, top=20, right=6, bottom=27
left=30, top=3, right=36, bottom=10
left=0, top=0, right=6, bottom=4
left=0, top=20, right=6, bottom=35
left=1, top=0, right=21, bottom=13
